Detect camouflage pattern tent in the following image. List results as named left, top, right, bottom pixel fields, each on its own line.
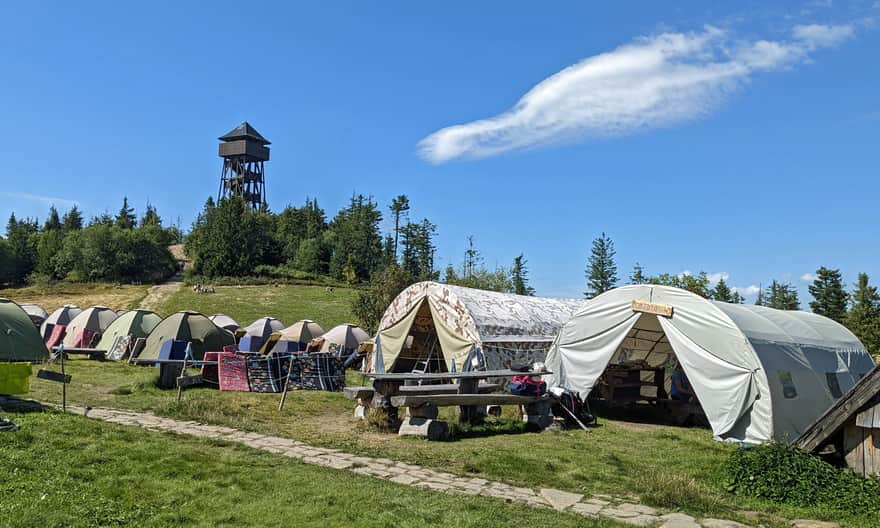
left=374, top=281, right=584, bottom=373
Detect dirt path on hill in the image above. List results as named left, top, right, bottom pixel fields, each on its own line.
left=138, top=275, right=183, bottom=313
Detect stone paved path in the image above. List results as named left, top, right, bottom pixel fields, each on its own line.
left=0, top=396, right=834, bottom=528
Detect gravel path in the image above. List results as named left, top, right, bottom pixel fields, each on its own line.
left=138, top=275, right=182, bottom=312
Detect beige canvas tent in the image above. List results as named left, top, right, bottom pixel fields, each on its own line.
left=62, top=306, right=118, bottom=348
left=374, top=281, right=584, bottom=373
left=19, top=304, right=48, bottom=327
left=545, top=285, right=876, bottom=444
left=265, top=320, right=325, bottom=353
left=320, top=324, right=369, bottom=356
left=209, top=314, right=240, bottom=333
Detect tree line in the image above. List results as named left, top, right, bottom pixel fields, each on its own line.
left=0, top=199, right=180, bottom=285
left=584, top=232, right=880, bottom=356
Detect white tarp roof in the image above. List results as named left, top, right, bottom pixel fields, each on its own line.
left=377, top=281, right=584, bottom=371
left=545, top=284, right=875, bottom=444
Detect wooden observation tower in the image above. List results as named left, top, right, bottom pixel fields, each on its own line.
left=218, top=122, right=270, bottom=209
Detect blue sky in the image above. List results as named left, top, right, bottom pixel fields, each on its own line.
left=1, top=1, right=878, bottom=301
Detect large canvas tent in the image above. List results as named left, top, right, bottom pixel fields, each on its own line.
left=375, top=281, right=584, bottom=373
left=0, top=298, right=49, bottom=362
left=62, top=306, right=118, bottom=348
left=96, top=309, right=162, bottom=351
left=545, top=285, right=876, bottom=444
left=139, top=311, right=235, bottom=361
left=41, top=304, right=82, bottom=340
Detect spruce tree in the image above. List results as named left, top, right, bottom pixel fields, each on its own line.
left=807, top=267, right=848, bottom=323
left=629, top=262, right=646, bottom=284
left=711, top=277, right=734, bottom=302
left=116, top=197, right=136, bottom=229
left=389, top=194, right=410, bottom=260
left=44, top=206, right=62, bottom=231
left=585, top=232, right=617, bottom=298
left=765, top=280, right=800, bottom=310
left=755, top=284, right=765, bottom=306
left=845, top=273, right=880, bottom=357
left=62, top=206, right=84, bottom=231
left=511, top=254, right=535, bottom=296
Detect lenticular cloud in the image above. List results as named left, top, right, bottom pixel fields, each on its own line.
left=418, top=23, right=855, bottom=164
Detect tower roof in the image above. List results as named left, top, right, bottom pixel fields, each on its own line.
left=218, top=122, right=270, bottom=145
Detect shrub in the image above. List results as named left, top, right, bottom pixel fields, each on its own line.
left=726, top=442, right=880, bottom=516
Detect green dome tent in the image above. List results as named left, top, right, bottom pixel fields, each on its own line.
left=139, top=311, right=235, bottom=361
left=0, top=298, right=49, bottom=362
left=96, top=309, right=162, bottom=351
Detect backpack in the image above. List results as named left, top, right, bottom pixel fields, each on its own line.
left=509, top=375, right=546, bottom=396
left=549, top=387, right=594, bottom=428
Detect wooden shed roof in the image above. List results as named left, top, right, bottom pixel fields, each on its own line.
left=795, top=365, right=880, bottom=452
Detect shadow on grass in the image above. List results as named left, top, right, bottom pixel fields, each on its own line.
left=0, top=395, right=48, bottom=413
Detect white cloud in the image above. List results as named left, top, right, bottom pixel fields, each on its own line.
left=1, top=192, right=79, bottom=208
left=419, top=23, right=858, bottom=163
left=792, top=23, right=854, bottom=48
left=732, top=284, right=762, bottom=296
left=707, top=272, right=730, bottom=284
left=801, top=272, right=818, bottom=282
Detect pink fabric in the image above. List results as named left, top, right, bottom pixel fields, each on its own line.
left=217, top=352, right=250, bottom=392
left=201, top=351, right=220, bottom=384
left=46, top=325, right=66, bottom=348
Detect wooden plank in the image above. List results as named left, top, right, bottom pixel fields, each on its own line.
left=795, top=365, right=880, bottom=452
left=867, top=428, right=880, bottom=476
left=391, top=394, right=544, bottom=408
left=631, top=300, right=673, bottom=318
left=843, top=424, right=867, bottom=477
left=368, top=369, right=550, bottom=382
left=36, top=370, right=71, bottom=384
left=344, top=383, right=502, bottom=400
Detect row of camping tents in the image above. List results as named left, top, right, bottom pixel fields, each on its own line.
left=0, top=299, right=370, bottom=364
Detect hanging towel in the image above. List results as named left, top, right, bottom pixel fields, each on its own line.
left=0, top=363, right=32, bottom=395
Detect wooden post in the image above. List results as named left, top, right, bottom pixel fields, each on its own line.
left=176, top=356, right=189, bottom=402
left=371, top=380, right=402, bottom=429
left=60, top=344, right=66, bottom=412
left=278, top=357, right=294, bottom=411
left=458, top=377, right=481, bottom=425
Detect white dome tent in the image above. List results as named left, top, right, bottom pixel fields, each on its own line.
left=375, top=281, right=584, bottom=374
left=545, top=285, right=876, bottom=444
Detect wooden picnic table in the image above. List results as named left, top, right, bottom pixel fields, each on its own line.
left=365, top=369, right=550, bottom=426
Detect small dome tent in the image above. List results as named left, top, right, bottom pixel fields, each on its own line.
left=268, top=320, right=325, bottom=353
left=96, top=309, right=162, bottom=351
left=139, top=311, right=235, bottom=361
left=41, top=304, right=82, bottom=340
left=239, top=317, right=285, bottom=352
left=62, top=306, right=118, bottom=348
left=209, top=314, right=240, bottom=333
left=375, top=281, right=584, bottom=373
left=320, top=324, right=369, bottom=355
left=544, top=285, right=876, bottom=444
left=19, top=304, right=48, bottom=327
left=0, top=298, right=49, bottom=362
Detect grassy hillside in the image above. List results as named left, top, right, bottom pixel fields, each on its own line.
left=0, top=283, right=151, bottom=313
left=0, top=410, right=608, bottom=528
left=154, top=284, right=359, bottom=328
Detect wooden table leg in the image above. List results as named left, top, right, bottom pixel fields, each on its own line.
left=458, top=378, right=483, bottom=425
left=371, top=380, right=402, bottom=430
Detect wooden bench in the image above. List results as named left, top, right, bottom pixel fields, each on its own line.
left=343, top=383, right=501, bottom=401
left=52, top=347, right=107, bottom=361
left=390, top=393, right=543, bottom=408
